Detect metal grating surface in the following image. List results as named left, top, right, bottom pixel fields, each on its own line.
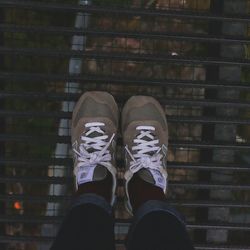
left=1, top=0, right=250, bottom=249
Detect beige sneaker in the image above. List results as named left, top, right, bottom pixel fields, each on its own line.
left=71, top=91, right=119, bottom=205
left=122, top=96, right=168, bottom=214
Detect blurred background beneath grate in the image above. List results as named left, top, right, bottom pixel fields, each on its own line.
left=0, top=0, right=250, bottom=249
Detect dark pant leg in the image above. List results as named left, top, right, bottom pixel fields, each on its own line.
left=127, top=200, right=194, bottom=250
left=51, top=194, right=115, bottom=250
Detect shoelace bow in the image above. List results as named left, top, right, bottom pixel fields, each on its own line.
left=125, top=125, right=165, bottom=175
left=73, top=122, right=115, bottom=176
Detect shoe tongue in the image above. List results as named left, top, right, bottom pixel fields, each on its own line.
left=134, top=131, right=156, bottom=156
left=93, top=164, right=107, bottom=181
left=76, top=164, right=107, bottom=186
left=89, top=131, right=102, bottom=138
left=138, top=168, right=166, bottom=191
left=87, top=130, right=103, bottom=140
left=138, top=169, right=155, bottom=185
left=85, top=130, right=104, bottom=154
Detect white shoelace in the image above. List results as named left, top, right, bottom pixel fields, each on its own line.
left=125, top=125, right=167, bottom=189
left=73, top=122, right=115, bottom=176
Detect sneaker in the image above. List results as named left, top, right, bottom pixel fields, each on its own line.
left=71, top=91, right=119, bottom=205
left=122, top=96, right=168, bottom=214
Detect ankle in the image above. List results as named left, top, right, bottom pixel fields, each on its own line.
left=76, top=172, right=113, bottom=204
left=128, top=173, right=166, bottom=212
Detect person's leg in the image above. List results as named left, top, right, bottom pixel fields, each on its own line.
left=126, top=174, right=194, bottom=250
left=51, top=92, right=119, bottom=250
left=122, top=96, right=194, bottom=250
left=51, top=194, right=115, bottom=250
left=126, top=199, right=193, bottom=250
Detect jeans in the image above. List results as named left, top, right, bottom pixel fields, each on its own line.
left=51, top=194, right=194, bottom=250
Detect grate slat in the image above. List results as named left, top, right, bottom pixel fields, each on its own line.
left=1, top=1, right=250, bottom=23
left=2, top=24, right=250, bottom=45
left=1, top=72, right=250, bottom=90
left=2, top=47, right=250, bottom=67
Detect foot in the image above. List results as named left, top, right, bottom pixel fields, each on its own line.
left=122, top=96, right=168, bottom=214
left=71, top=91, right=118, bottom=205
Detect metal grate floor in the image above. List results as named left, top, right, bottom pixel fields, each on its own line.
left=0, top=0, right=250, bottom=249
